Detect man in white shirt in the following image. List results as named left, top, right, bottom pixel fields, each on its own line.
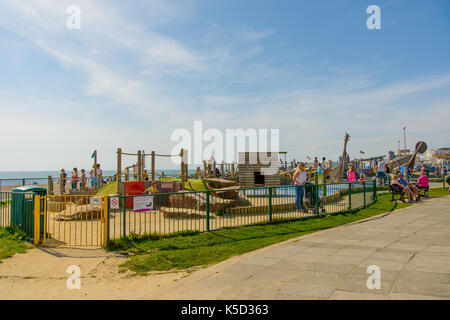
left=377, top=160, right=385, bottom=186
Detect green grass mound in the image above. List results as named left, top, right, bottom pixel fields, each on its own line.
left=185, top=179, right=209, bottom=191
left=96, top=181, right=118, bottom=196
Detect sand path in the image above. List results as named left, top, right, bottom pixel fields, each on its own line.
left=0, top=246, right=190, bottom=299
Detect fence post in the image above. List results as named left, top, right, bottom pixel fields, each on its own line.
left=34, top=195, right=40, bottom=245
left=363, top=181, right=366, bottom=207
left=22, top=179, right=26, bottom=186
left=268, top=187, right=273, bottom=223
left=122, top=197, right=126, bottom=237
left=444, top=174, right=446, bottom=189
left=206, top=191, right=210, bottom=231
left=373, top=179, right=377, bottom=202
left=348, top=183, right=352, bottom=211
left=315, top=184, right=319, bottom=214
left=104, top=196, right=109, bottom=248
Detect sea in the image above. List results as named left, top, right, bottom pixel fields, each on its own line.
left=0, top=170, right=195, bottom=186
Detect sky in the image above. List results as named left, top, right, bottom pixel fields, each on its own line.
left=0, top=0, right=449, bottom=171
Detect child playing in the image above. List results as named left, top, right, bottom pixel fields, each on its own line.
left=347, top=164, right=356, bottom=183
left=71, top=168, right=79, bottom=190
left=359, top=172, right=365, bottom=184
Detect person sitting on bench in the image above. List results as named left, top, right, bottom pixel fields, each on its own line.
left=416, top=171, right=429, bottom=197
left=392, top=172, right=419, bottom=203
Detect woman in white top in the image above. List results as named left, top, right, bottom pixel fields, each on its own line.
left=293, top=162, right=308, bottom=212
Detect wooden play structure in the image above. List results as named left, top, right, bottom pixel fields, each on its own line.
left=237, top=152, right=281, bottom=188
left=116, top=148, right=189, bottom=193
left=385, top=141, right=427, bottom=174
left=201, top=160, right=236, bottom=179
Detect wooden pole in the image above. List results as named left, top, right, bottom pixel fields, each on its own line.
left=59, top=173, right=64, bottom=194
left=137, top=150, right=142, bottom=181
left=151, top=151, right=156, bottom=182
left=220, top=162, right=224, bottom=178
left=180, top=149, right=185, bottom=189
left=48, top=176, right=53, bottom=195
left=231, top=163, right=235, bottom=178
left=203, top=160, right=207, bottom=178
left=117, top=148, right=122, bottom=184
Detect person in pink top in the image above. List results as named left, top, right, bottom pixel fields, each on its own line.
left=417, top=171, right=429, bottom=188
left=347, top=164, right=356, bottom=183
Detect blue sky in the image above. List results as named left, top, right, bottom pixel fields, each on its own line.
left=0, top=0, right=449, bottom=171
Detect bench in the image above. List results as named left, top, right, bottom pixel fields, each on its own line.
left=417, top=186, right=429, bottom=199
left=390, top=184, right=405, bottom=202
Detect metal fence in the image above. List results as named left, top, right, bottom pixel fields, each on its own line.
left=108, top=180, right=377, bottom=240
left=0, top=192, right=12, bottom=227
left=0, top=180, right=377, bottom=247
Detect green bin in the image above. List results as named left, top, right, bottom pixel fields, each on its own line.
left=11, top=186, right=47, bottom=239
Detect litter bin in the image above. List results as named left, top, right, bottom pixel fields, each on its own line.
left=11, top=186, right=47, bottom=238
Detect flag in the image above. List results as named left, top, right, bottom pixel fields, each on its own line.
left=360, top=150, right=365, bottom=154
left=91, top=150, right=96, bottom=159
left=306, top=156, right=311, bottom=160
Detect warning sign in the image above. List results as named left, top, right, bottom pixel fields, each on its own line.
left=90, top=197, right=102, bottom=206
left=134, top=196, right=154, bottom=212
left=110, top=197, right=120, bottom=210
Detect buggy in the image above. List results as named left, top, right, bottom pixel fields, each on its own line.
left=303, top=183, right=326, bottom=214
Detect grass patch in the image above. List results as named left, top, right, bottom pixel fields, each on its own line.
left=0, top=225, right=31, bottom=263
left=96, top=181, right=118, bottom=196
left=109, top=188, right=448, bottom=275
left=0, top=201, right=10, bottom=207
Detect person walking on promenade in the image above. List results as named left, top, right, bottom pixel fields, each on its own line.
left=71, top=168, right=79, bottom=190
left=293, top=162, right=307, bottom=213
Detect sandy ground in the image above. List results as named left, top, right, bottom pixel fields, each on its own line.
left=0, top=246, right=190, bottom=299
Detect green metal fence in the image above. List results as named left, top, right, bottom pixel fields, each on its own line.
left=108, top=180, right=377, bottom=239
left=0, top=192, right=12, bottom=227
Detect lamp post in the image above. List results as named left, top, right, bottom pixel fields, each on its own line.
left=403, top=126, right=407, bottom=151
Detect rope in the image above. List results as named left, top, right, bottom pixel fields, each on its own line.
left=154, top=153, right=181, bottom=157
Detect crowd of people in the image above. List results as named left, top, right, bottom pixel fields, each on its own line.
left=59, top=164, right=103, bottom=191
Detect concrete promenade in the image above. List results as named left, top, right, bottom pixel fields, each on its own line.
left=158, top=196, right=450, bottom=300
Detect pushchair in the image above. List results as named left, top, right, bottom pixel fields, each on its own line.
left=303, top=183, right=326, bottom=214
